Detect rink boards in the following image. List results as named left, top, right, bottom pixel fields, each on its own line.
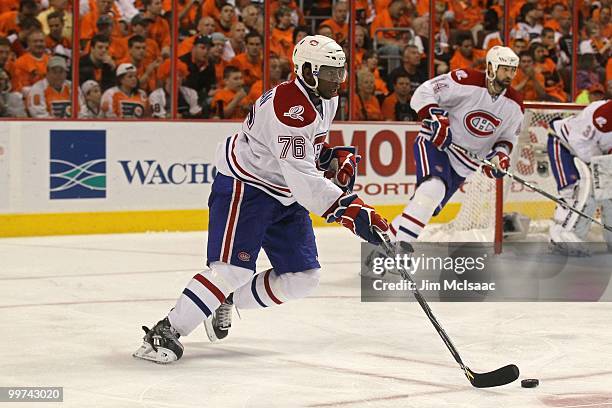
left=0, top=120, right=555, bottom=237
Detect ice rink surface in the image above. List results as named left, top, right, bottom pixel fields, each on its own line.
left=2, top=228, right=612, bottom=408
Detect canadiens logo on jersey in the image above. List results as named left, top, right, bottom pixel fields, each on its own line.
left=283, top=105, right=305, bottom=121
left=595, top=116, right=607, bottom=128
left=464, top=110, right=502, bottom=137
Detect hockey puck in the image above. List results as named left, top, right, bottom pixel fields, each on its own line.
left=521, top=379, right=539, bottom=388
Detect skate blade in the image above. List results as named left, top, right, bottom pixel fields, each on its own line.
left=203, top=318, right=219, bottom=343
left=133, top=342, right=178, bottom=364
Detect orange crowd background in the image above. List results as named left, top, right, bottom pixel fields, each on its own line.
left=0, top=0, right=609, bottom=120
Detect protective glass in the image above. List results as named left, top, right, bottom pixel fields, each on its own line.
left=317, top=65, right=347, bottom=83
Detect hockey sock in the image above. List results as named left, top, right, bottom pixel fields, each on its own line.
left=393, top=177, right=445, bottom=242
left=233, top=268, right=320, bottom=309
left=168, top=262, right=252, bottom=336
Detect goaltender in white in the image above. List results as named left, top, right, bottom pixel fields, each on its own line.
left=547, top=99, right=612, bottom=255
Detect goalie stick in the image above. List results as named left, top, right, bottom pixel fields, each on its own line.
left=449, top=143, right=612, bottom=233
left=374, top=230, right=520, bottom=388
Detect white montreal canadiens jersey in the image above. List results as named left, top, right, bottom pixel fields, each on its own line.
left=215, top=79, right=344, bottom=216
left=551, top=99, right=612, bottom=163
left=411, top=69, right=524, bottom=177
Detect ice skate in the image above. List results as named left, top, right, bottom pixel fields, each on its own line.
left=203, top=296, right=234, bottom=342
left=133, top=317, right=184, bottom=364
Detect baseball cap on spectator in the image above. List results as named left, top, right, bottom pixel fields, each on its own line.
left=116, top=63, right=137, bottom=77
left=588, top=83, right=605, bottom=94
left=158, top=60, right=189, bottom=81
left=82, top=80, right=100, bottom=95
left=193, top=35, right=212, bottom=47
left=48, top=56, right=68, bottom=71
left=131, top=13, right=153, bottom=26
left=97, top=14, right=114, bottom=27
left=211, top=32, right=227, bottom=43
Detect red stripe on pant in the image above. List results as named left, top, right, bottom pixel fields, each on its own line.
left=194, top=273, right=226, bottom=303
left=263, top=269, right=283, bottom=305
left=221, top=179, right=243, bottom=263
left=402, top=212, right=425, bottom=228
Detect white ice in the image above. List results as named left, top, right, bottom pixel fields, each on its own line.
left=1, top=228, right=612, bottom=408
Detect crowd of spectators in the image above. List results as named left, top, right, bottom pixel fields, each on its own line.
left=0, top=0, right=609, bottom=120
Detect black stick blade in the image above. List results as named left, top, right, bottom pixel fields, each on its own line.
left=465, top=364, right=520, bottom=388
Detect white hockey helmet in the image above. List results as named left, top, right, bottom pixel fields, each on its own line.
left=292, top=35, right=347, bottom=91
left=486, top=46, right=519, bottom=81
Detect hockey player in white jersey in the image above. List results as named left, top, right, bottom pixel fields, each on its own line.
left=133, top=35, right=389, bottom=363
left=547, top=99, right=612, bottom=255
left=390, top=46, right=523, bottom=242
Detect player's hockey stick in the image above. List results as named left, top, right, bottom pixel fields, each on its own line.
left=373, top=230, right=520, bottom=388
left=449, top=143, right=612, bottom=233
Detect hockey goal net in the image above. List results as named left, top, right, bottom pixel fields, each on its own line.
left=420, top=102, right=584, bottom=248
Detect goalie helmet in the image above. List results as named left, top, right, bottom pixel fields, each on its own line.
left=485, top=46, right=519, bottom=81
left=292, top=35, right=347, bottom=92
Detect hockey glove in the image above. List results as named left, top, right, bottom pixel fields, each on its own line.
left=325, top=193, right=389, bottom=244
left=318, top=145, right=361, bottom=192
left=482, top=150, right=510, bottom=179
left=422, top=107, right=452, bottom=150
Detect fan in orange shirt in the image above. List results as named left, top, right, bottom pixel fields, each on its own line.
left=595, top=6, right=612, bottom=38
left=270, top=0, right=305, bottom=27
left=532, top=42, right=558, bottom=78
left=27, top=55, right=72, bottom=118
left=246, top=54, right=283, bottom=106
left=210, top=65, right=248, bottom=119
left=584, top=20, right=611, bottom=57
left=0, top=0, right=38, bottom=37
left=178, top=16, right=215, bottom=57
left=208, top=32, right=227, bottom=87
left=543, top=2, right=567, bottom=32
left=214, top=3, right=235, bottom=37
left=12, top=30, right=49, bottom=93
left=0, top=0, right=19, bottom=14
left=370, top=0, right=407, bottom=47
left=512, top=51, right=548, bottom=101
left=201, top=0, right=237, bottom=28
left=381, top=73, right=418, bottom=121
left=270, top=6, right=294, bottom=64
left=172, top=0, right=199, bottom=33
left=449, top=32, right=486, bottom=71
left=353, top=69, right=383, bottom=121
left=84, top=14, right=128, bottom=62
left=229, top=32, right=262, bottom=90
left=120, top=35, right=160, bottom=93
left=360, top=50, right=388, bottom=96
left=320, top=1, right=348, bottom=46
left=143, top=0, right=171, bottom=57
left=451, top=0, right=485, bottom=31
left=129, top=13, right=161, bottom=63
left=352, top=25, right=368, bottom=66
left=101, top=63, right=149, bottom=118
left=0, top=36, right=16, bottom=76
left=44, top=11, right=71, bottom=52
left=80, top=0, right=122, bottom=42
